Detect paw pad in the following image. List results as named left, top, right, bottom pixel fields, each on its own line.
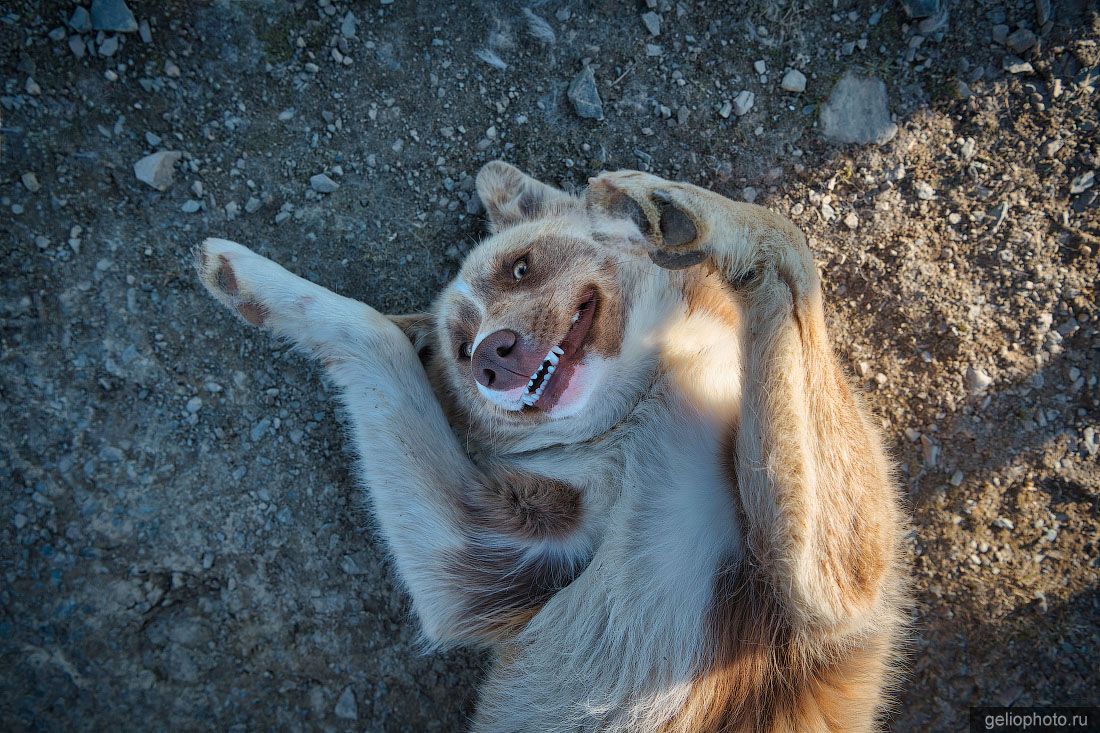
left=652, top=190, right=697, bottom=247
left=236, top=301, right=268, bottom=326
left=215, top=256, right=239, bottom=296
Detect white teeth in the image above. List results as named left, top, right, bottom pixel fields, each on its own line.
left=521, top=343, right=569, bottom=408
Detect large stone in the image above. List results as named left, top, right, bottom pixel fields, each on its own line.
left=133, top=151, right=182, bottom=191
left=568, top=66, right=604, bottom=120
left=819, top=71, right=897, bottom=145
left=90, top=0, right=138, bottom=32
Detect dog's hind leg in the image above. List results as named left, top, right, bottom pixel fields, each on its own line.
left=197, top=238, right=589, bottom=645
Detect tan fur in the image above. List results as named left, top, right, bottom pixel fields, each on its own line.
left=196, top=162, right=907, bottom=731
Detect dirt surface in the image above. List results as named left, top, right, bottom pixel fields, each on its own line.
left=2, top=0, right=1097, bottom=730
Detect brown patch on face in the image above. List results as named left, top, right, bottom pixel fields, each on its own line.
left=446, top=298, right=481, bottom=356
left=237, top=301, right=267, bottom=326
left=466, top=470, right=583, bottom=541
left=661, top=561, right=891, bottom=733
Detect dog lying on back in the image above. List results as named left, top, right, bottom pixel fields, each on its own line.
left=198, top=162, right=906, bottom=732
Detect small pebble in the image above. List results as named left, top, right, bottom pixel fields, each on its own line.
left=641, top=11, right=661, bottom=36
left=781, top=69, right=807, bottom=93
left=310, top=174, right=339, bottom=193
left=732, top=90, right=754, bottom=116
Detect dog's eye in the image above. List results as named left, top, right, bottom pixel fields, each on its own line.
left=512, top=258, right=529, bottom=281
left=459, top=342, right=473, bottom=359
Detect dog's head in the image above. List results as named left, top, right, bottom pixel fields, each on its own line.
left=395, top=161, right=673, bottom=448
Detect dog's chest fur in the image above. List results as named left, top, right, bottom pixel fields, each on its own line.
left=468, top=302, right=747, bottom=730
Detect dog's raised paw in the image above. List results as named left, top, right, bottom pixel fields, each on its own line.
left=586, top=172, right=707, bottom=270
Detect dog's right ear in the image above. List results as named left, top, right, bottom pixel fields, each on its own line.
left=388, top=312, right=435, bottom=360
left=476, top=161, right=578, bottom=233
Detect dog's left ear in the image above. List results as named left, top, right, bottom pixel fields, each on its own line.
left=388, top=312, right=435, bottom=359
left=476, top=160, right=578, bottom=233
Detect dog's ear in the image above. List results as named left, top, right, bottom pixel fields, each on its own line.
left=388, top=312, right=435, bottom=360
left=476, top=161, right=578, bottom=233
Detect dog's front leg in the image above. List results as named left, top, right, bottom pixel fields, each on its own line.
left=586, top=176, right=902, bottom=638
left=197, top=239, right=586, bottom=645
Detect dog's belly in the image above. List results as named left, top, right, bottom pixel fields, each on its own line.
left=473, top=398, right=743, bottom=732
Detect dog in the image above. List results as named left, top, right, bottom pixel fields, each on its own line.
left=197, top=161, right=907, bottom=732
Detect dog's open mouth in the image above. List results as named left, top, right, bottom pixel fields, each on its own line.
left=520, top=289, right=597, bottom=410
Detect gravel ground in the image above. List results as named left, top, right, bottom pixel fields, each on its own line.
left=1, top=0, right=1097, bottom=730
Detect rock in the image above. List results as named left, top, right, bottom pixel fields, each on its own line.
left=641, top=11, right=661, bottom=36
left=145, top=130, right=162, bottom=146
left=186, top=397, right=203, bottom=413
left=965, top=366, right=993, bottom=393
left=133, top=151, right=182, bottom=191
left=568, top=66, right=604, bottom=120
left=25, top=77, right=42, bottom=96
left=718, top=101, right=732, bottom=118
left=844, top=212, right=859, bottom=229
left=781, top=69, right=806, bottom=93
left=335, top=686, right=358, bottom=720
left=1035, top=0, right=1052, bottom=26
left=915, top=181, right=935, bottom=200
left=754, top=59, right=767, bottom=74
left=901, top=0, right=940, bottom=18
left=138, top=19, right=152, bottom=43
left=992, top=517, right=1015, bottom=530
left=68, top=35, right=86, bottom=58
left=99, top=35, right=119, bottom=57
left=341, top=11, right=357, bottom=38
left=732, top=90, right=754, bottom=116
left=180, top=200, right=201, bottom=213
left=919, top=434, right=939, bottom=467
left=48, top=26, right=67, bottom=42
left=165, top=60, right=181, bottom=78
left=988, top=201, right=1009, bottom=230
left=1069, top=171, right=1095, bottom=194
left=245, top=196, right=262, bottom=214
left=69, top=6, right=92, bottom=32
left=992, top=25, right=1009, bottom=45
left=250, top=418, right=271, bottom=442
left=1002, top=56, right=1033, bottom=75
left=819, top=71, right=897, bottom=145
left=1006, top=28, right=1037, bottom=55
left=21, top=172, right=40, bottom=193
left=310, top=174, right=339, bottom=193
left=90, top=0, right=138, bottom=32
